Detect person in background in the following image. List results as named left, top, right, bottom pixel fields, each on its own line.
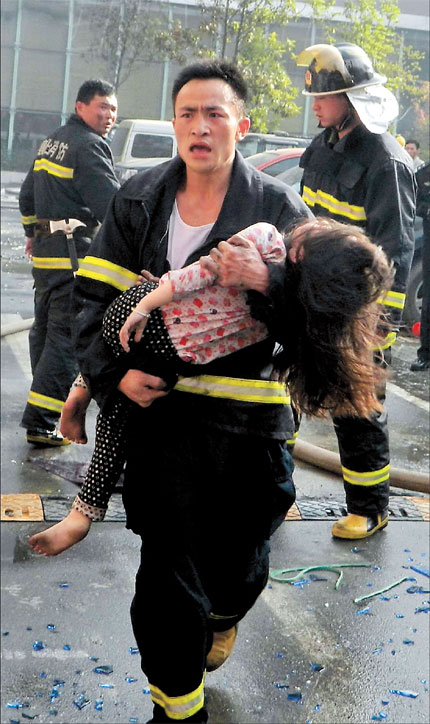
left=19, top=79, right=119, bottom=446
left=294, top=42, right=416, bottom=540
left=405, top=139, right=424, bottom=170
left=410, top=161, right=430, bottom=371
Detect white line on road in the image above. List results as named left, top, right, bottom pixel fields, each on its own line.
left=387, top=381, right=429, bottom=413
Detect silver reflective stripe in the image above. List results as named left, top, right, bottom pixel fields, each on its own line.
left=150, top=676, right=205, bottom=720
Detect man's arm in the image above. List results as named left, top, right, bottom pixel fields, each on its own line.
left=73, top=141, right=120, bottom=223
left=19, top=166, right=37, bottom=249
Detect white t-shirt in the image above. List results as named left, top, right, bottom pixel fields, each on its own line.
left=167, top=200, right=214, bottom=270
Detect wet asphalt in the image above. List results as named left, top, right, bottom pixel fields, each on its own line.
left=1, top=174, right=429, bottom=724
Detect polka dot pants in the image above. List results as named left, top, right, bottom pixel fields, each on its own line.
left=74, top=282, right=177, bottom=520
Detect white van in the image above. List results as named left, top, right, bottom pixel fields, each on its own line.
left=110, top=119, right=177, bottom=183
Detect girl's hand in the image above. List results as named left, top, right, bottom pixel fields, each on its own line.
left=119, top=311, right=149, bottom=352
left=133, top=269, right=160, bottom=286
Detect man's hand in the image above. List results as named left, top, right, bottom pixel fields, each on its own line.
left=204, top=234, right=269, bottom=294
left=118, top=369, right=169, bottom=408
left=25, top=237, right=35, bottom=259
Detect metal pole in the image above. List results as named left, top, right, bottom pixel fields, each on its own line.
left=160, top=3, right=172, bottom=119
left=7, top=0, right=23, bottom=158
left=302, top=19, right=316, bottom=137
left=61, top=0, right=75, bottom=125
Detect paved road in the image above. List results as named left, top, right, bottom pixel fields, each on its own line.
left=1, top=172, right=429, bottom=724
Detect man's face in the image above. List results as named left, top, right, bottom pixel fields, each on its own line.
left=311, top=93, right=350, bottom=128
left=76, top=94, right=118, bottom=137
left=405, top=142, right=418, bottom=159
left=172, top=78, right=250, bottom=175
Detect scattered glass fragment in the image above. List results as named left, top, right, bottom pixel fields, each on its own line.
left=39, top=672, right=47, bottom=678
left=125, top=677, right=138, bottom=683
left=406, top=585, right=429, bottom=593
left=266, top=584, right=273, bottom=589
left=379, top=596, right=390, bottom=601
left=22, top=713, right=37, bottom=720
left=402, top=639, right=414, bottom=645
left=129, top=719, right=139, bottom=723
left=32, top=641, right=45, bottom=651
left=6, top=700, right=28, bottom=709
left=287, top=692, right=302, bottom=702
left=94, top=699, right=104, bottom=711
left=404, top=549, right=411, bottom=553
left=75, top=670, right=82, bottom=675
left=26, top=627, right=32, bottom=631
left=292, top=670, right=297, bottom=674
left=395, top=614, right=404, bottom=619
left=308, top=574, right=327, bottom=582
left=93, top=665, right=113, bottom=675
left=372, top=648, right=382, bottom=654
left=407, top=557, right=414, bottom=562
left=421, top=680, right=427, bottom=685
left=373, top=566, right=381, bottom=571
left=393, top=595, right=398, bottom=599
left=48, top=710, right=57, bottom=716
left=391, top=650, right=396, bottom=655
left=381, top=701, right=389, bottom=705
left=351, top=547, right=363, bottom=553
left=58, top=583, right=69, bottom=588
left=275, top=653, right=284, bottom=658
left=412, top=628, right=418, bottom=632
left=389, top=689, right=419, bottom=698
left=74, top=694, right=90, bottom=710
left=53, top=680, right=65, bottom=687
left=415, top=605, right=430, bottom=613
left=366, top=583, right=373, bottom=587
left=2, top=631, right=9, bottom=636
left=273, top=682, right=289, bottom=689
left=314, top=705, right=321, bottom=711
left=292, top=579, right=310, bottom=587
left=9, top=720, right=19, bottom=724
left=354, top=576, right=410, bottom=604
left=63, top=644, right=71, bottom=650
left=371, top=713, right=387, bottom=721
left=89, top=656, right=99, bottom=661
left=129, top=647, right=139, bottom=654
left=310, top=663, right=324, bottom=671
left=49, top=689, right=59, bottom=703
left=324, top=602, right=329, bottom=608
left=410, top=565, right=429, bottom=578
left=142, top=688, right=150, bottom=695
left=355, top=607, right=371, bottom=615
left=46, top=624, right=56, bottom=631
left=99, top=683, right=115, bottom=689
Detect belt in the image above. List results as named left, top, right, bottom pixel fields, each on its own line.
left=35, top=219, right=94, bottom=237
left=174, top=374, right=291, bottom=404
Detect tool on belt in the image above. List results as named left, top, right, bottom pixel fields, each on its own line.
left=49, top=218, right=85, bottom=272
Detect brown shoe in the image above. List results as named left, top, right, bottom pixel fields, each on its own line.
left=206, top=625, right=238, bottom=672
left=332, top=511, right=389, bottom=540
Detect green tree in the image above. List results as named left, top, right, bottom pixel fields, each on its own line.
left=85, top=0, right=197, bottom=91
left=195, top=0, right=300, bottom=131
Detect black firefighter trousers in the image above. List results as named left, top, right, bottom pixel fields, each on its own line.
left=124, top=397, right=296, bottom=720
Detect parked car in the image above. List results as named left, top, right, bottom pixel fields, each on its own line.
left=114, top=157, right=168, bottom=185
left=248, top=147, right=423, bottom=330
left=237, top=132, right=312, bottom=158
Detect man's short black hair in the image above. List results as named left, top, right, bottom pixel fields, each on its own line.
left=406, top=139, right=420, bottom=149
left=76, top=79, right=115, bottom=105
left=172, top=60, right=248, bottom=115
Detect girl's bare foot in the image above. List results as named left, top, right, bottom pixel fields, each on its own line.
left=60, top=386, right=91, bottom=443
left=28, top=509, right=91, bottom=556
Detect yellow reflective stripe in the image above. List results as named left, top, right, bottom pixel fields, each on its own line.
left=76, top=256, right=139, bottom=292
left=27, top=390, right=64, bottom=414
left=286, top=430, right=299, bottom=446
left=377, top=290, right=406, bottom=310
left=32, top=256, right=75, bottom=270
left=21, top=214, right=38, bottom=224
left=150, top=676, right=205, bottom=720
left=302, top=185, right=366, bottom=222
left=34, top=158, right=73, bottom=179
left=373, top=330, right=397, bottom=351
left=174, top=375, right=290, bottom=404
left=342, top=463, right=390, bottom=486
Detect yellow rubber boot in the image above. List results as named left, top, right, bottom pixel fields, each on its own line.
left=206, top=625, right=238, bottom=672
left=332, top=511, right=389, bottom=540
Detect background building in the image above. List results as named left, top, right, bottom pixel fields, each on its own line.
left=1, top=0, right=429, bottom=170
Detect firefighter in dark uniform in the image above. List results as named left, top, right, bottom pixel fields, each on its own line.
left=19, top=79, right=120, bottom=446
left=293, top=43, right=416, bottom=539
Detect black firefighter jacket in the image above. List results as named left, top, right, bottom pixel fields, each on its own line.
left=72, top=152, right=312, bottom=436
left=299, top=125, right=416, bottom=334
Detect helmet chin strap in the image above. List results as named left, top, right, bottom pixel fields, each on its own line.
left=325, top=96, right=357, bottom=146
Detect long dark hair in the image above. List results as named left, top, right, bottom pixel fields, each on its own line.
left=274, top=218, right=394, bottom=418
